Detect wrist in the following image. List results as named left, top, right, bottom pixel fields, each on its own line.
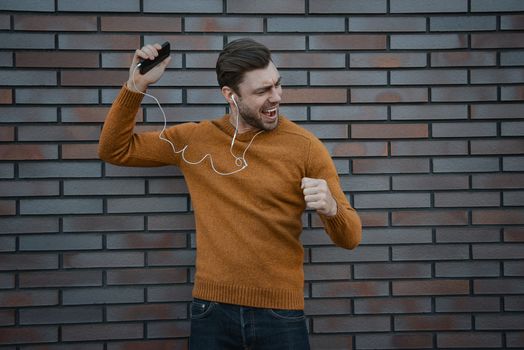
left=326, top=199, right=338, bottom=217
left=126, top=79, right=147, bottom=93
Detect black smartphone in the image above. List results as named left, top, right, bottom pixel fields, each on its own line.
left=138, top=41, right=171, bottom=74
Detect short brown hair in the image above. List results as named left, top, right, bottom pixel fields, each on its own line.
left=216, top=38, right=271, bottom=94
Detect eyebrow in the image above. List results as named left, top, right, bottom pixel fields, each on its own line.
left=253, top=76, right=282, bottom=94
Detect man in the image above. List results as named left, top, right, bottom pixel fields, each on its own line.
left=99, top=38, right=362, bottom=349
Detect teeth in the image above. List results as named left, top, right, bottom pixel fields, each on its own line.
left=264, top=107, right=277, bottom=113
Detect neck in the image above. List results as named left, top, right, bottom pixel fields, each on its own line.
left=229, top=114, right=259, bottom=134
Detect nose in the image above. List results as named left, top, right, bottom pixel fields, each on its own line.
left=269, top=86, right=282, bottom=103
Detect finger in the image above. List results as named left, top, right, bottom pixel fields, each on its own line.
left=301, top=177, right=319, bottom=189
left=303, top=187, right=320, bottom=196
left=143, top=45, right=160, bottom=60
left=158, top=55, right=172, bottom=69
left=304, top=198, right=324, bottom=211
left=301, top=177, right=308, bottom=189
left=131, top=49, right=145, bottom=66
left=305, top=191, right=327, bottom=202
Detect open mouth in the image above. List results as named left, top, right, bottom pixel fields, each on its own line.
left=261, top=106, right=278, bottom=119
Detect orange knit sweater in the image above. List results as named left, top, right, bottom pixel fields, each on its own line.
left=98, top=86, right=362, bottom=310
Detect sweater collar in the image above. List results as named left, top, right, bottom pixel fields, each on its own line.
left=216, top=114, right=282, bottom=142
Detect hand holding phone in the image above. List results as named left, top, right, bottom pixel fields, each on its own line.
left=138, top=41, right=171, bottom=74
left=128, top=42, right=171, bottom=92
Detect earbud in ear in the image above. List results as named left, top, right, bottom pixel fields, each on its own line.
left=231, top=95, right=236, bottom=103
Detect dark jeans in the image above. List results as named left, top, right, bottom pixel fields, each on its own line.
left=189, top=298, right=310, bottom=350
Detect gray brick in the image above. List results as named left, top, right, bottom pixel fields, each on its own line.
left=143, top=0, right=223, bottom=13
left=309, top=0, right=386, bottom=14
left=471, top=0, right=524, bottom=12
left=57, top=0, right=139, bottom=12
left=0, top=33, right=55, bottom=49
left=16, top=89, right=98, bottom=105
left=0, top=253, right=58, bottom=270
left=228, top=35, right=306, bottom=50
left=391, top=140, right=468, bottom=156
left=0, top=0, right=54, bottom=12
left=471, top=103, right=524, bottom=119
left=432, top=121, right=497, bottom=137
left=471, top=68, right=524, bottom=84
left=360, top=228, right=432, bottom=245
left=0, top=71, right=56, bottom=86
left=349, top=16, right=425, bottom=32
left=311, top=246, right=389, bottom=263
left=311, top=71, right=387, bottom=86
left=433, top=157, right=500, bottom=173
left=19, top=234, right=102, bottom=251
left=0, top=52, right=12, bottom=66
left=59, top=34, right=139, bottom=50
left=18, top=125, right=101, bottom=141
left=354, top=193, right=430, bottom=209
left=156, top=71, right=219, bottom=87
left=273, top=53, right=346, bottom=69
left=501, top=51, right=524, bottom=66
left=19, top=270, right=102, bottom=288
left=317, top=316, right=390, bottom=336
left=504, top=157, right=524, bottom=171
left=107, top=197, right=187, bottom=214
left=19, top=307, right=102, bottom=325
left=0, top=15, right=9, bottom=30
left=431, top=16, right=497, bottom=31
left=104, top=163, right=181, bottom=177
left=392, top=104, right=468, bottom=120
left=185, top=17, right=263, bottom=32
left=227, top=0, right=304, bottom=14
left=350, top=52, right=427, bottom=68
left=0, top=237, right=16, bottom=252
left=62, top=287, right=144, bottom=305
left=431, top=86, right=497, bottom=102
left=63, top=252, right=144, bottom=268
left=435, top=261, right=500, bottom=277
left=311, top=106, right=388, bottom=121
left=391, top=69, right=467, bottom=85
left=20, top=198, right=103, bottom=215
left=393, top=245, right=470, bottom=261
left=147, top=285, right=194, bottom=303
left=0, top=217, right=59, bottom=234
left=18, top=162, right=101, bottom=178
left=340, top=175, right=390, bottom=192
left=62, top=215, right=144, bottom=233
left=0, top=107, right=57, bottom=123
left=0, top=180, right=60, bottom=197
left=431, top=51, right=496, bottom=67
left=391, top=0, right=468, bottom=13
left=268, top=17, right=345, bottom=32
left=64, top=179, right=145, bottom=196
left=391, top=34, right=467, bottom=50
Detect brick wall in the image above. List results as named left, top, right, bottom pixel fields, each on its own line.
left=1, top=0, right=523, bottom=349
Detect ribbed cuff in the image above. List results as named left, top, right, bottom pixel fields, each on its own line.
left=320, top=202, right=347, bottom=229
left=115, top=84, right=145, bottom=109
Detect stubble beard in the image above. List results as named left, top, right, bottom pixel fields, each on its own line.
left=237, top=101, right=279, bottom=132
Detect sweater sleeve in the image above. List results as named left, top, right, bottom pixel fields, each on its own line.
left=306, top=138, right=362, bottom=250
left=98, top=85, right=194, bottom=167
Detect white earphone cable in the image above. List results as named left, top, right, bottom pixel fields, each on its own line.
left=131, top=64, right=263, bottom=176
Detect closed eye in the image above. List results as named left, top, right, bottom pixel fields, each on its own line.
left=253, top=77, right=282, bottom=95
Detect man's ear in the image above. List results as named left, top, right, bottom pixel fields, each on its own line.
left=221, top=86, right=235, bottom=103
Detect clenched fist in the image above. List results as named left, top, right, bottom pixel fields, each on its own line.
left=301, top=177, right=337, bottom=217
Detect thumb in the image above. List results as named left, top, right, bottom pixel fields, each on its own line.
left=301, top=177, right=312, bottom=189
left=158, top=55, right=172, bottom=70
